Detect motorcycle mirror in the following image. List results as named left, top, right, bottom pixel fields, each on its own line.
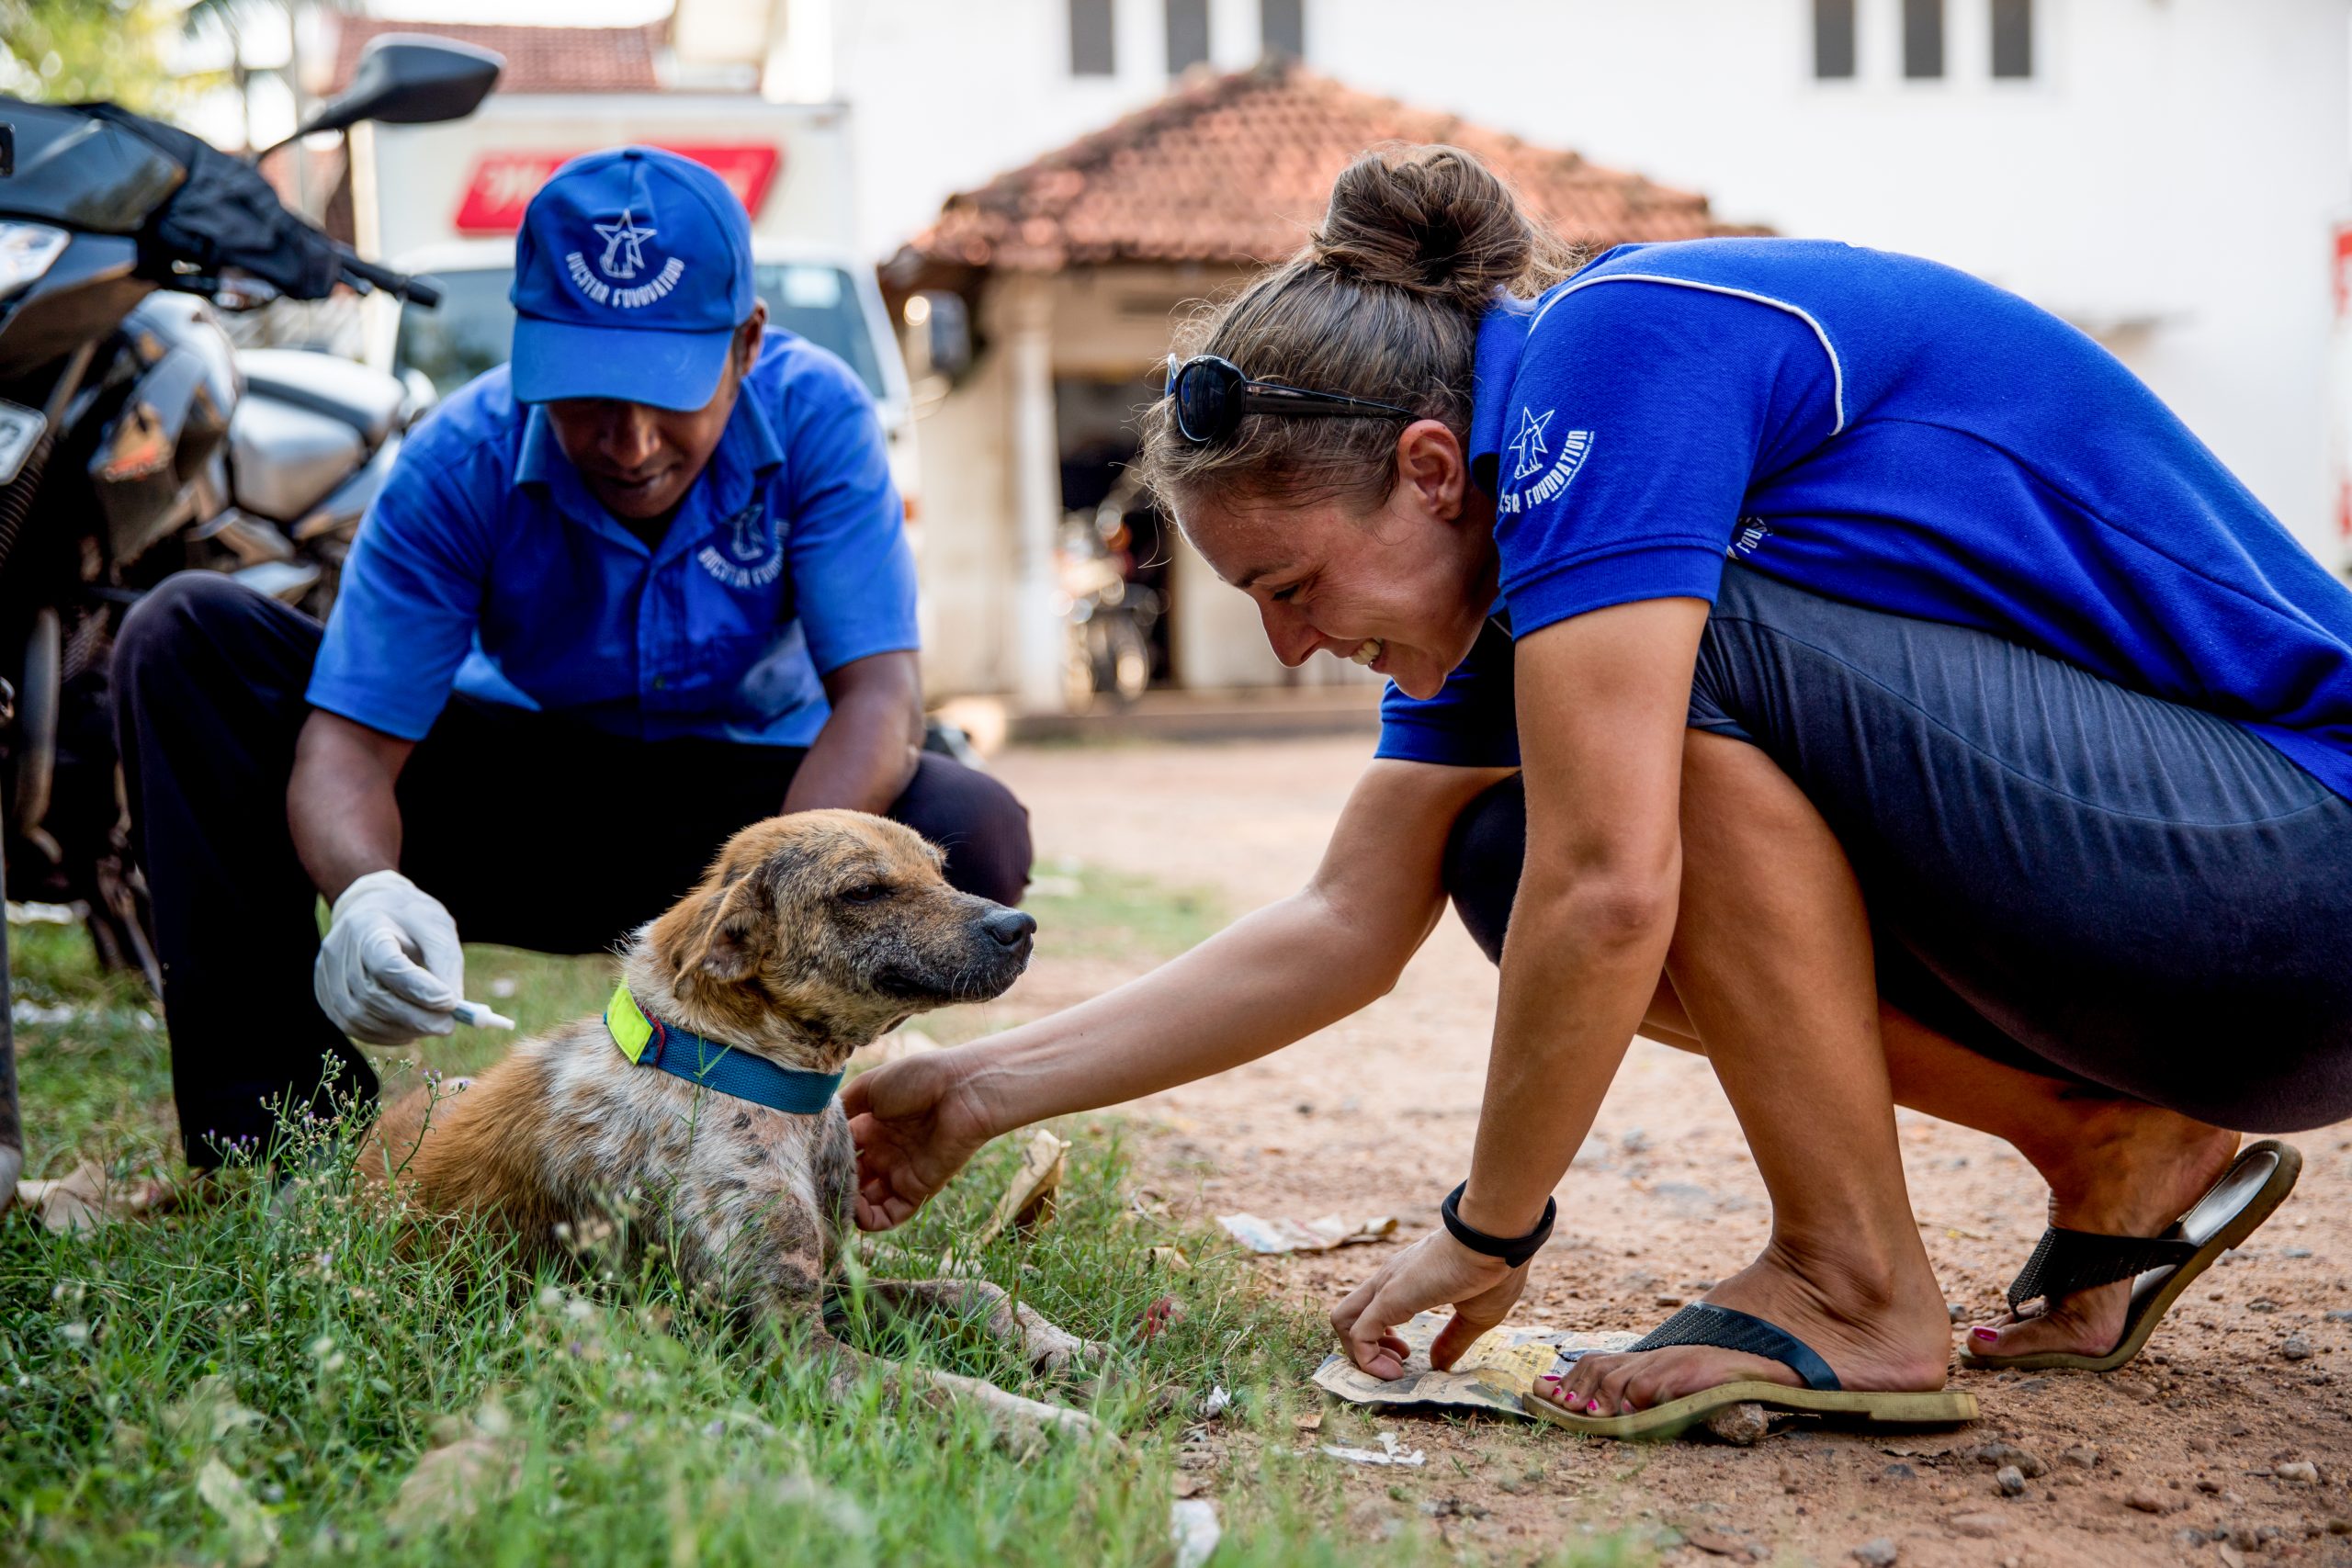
left=288, top=36, right=503, bottom=143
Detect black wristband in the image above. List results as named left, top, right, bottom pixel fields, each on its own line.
left=1440, top=1181, right=1555, bottom=1268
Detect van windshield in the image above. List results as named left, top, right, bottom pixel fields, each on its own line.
left=394, top=262, right=890, bottom=405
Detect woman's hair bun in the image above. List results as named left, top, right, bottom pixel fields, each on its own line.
left=1309, top=144, right=1544, bottom=311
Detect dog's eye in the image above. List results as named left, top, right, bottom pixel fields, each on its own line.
left=838, top=883, right=890, bottom=905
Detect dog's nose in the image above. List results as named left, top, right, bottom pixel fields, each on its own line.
left=982, top=908, right=1037, bottom=948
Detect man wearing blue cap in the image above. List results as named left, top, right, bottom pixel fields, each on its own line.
left=111, top=147, right=1031, bottom=1167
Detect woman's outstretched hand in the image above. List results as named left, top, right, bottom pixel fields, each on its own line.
left=842, top=1048, right=1000, bottom=1232
left=1329, top=1230, right=1528, bottom=1379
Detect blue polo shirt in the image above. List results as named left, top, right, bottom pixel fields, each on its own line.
left=1376, top=238, right=2352, bottom=800
left=309, top=328, right=916, bottom=746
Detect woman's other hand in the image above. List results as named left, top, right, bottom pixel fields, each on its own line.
left=842, top=1047, right=999, bottom=1231
left=1329, top=1230, right=1528, bottom=1379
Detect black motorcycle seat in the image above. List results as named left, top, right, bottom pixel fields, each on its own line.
left=235, top=349, right=402, bottom=448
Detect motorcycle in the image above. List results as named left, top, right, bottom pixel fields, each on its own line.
left=0, top=38, right=503, bottom=1208
left=1057, top=468, right=1165, bottom=709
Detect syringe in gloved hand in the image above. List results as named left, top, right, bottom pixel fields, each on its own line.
left=452, top=999, right=515, bottom=1030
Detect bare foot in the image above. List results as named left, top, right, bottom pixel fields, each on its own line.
left=1532, top=1235, right=1952, bottom=1416
left=1964, top=1099, right=2239, bottom=1361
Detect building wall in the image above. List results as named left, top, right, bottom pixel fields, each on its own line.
left=910, top=332, right=1019, bottom=696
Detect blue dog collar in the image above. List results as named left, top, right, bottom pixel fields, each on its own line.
left=605, top=983, right=842, bottom=1115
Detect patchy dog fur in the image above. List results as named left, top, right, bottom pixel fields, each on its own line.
left=366, top=810, right=1102, bottom=1438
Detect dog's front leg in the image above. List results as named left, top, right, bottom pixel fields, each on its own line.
left=797, top=1323, right=1102, bottom=1450
left=843, top=1278, right=1109, bottom=1376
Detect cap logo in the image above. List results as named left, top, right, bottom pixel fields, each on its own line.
left=594, top=209, right=657, bottom=278
left=564, top=208, right=687, bottom=310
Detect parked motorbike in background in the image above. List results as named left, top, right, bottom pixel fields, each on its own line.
left=1058, top=469, right=1166, bottom=709
left=0, top=37, right=502, bottom=1207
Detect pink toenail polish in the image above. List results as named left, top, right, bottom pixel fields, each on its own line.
left=1970, top=1327, right=1999, bottom=1343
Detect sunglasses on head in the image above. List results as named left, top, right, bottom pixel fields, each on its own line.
left=1162, top=354, right=1419, bottom=446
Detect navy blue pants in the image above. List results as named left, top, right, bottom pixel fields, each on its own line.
left=112, top=572, right=1033, bottom=1166
left=1442, top=566, right=2352, bottom=1134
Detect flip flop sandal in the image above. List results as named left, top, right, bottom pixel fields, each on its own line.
left=1959, top=1137, right=2303, bottom=1373
left=1521, top=1302, right=1978, bottom=1441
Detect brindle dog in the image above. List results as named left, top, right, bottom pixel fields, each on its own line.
left=367, top=810, right=1104, bottom=1439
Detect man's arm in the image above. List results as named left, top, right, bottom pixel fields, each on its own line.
left=290, top=710, right=415, bottom=903
left=781, top=649, right=923, bottom=815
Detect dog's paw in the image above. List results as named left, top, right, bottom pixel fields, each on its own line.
left=1022, top=1321, right=1109, bottom=1376
left=983, top=1390, right=1104, bottom=1456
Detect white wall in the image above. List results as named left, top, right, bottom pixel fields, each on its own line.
left=820, top=0, right=2352, bottom=564
left=827, top=0, right=1202, bottom=263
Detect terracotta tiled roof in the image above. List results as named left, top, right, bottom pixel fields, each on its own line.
left=325, top=18, right=663, bottom=96
left=901, top=59, right=1758, bottom=275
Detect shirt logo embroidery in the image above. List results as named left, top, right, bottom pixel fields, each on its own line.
left=696, top=501, right=786, bottom=589
left=1509, top=407, right=1555, bottom=482
left=1728, top=517, right=1772, bottom=558
left=1496, top=408, right=1592, bottom=516
left=565, top=209, right=687, bottom=309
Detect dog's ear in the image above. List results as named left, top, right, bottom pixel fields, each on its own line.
left=676, top=878, right=769, bottom=984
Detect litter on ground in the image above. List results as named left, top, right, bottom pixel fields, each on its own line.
left=1216, top=1211, right=1396, bottom=1255
left=1169, top=1497, right=1221, bottom=1568
left=12, top=1161, right=183, bottom=1233
left=1319, top=1431, right=1426, bottom=1467
left=964, top=1129, right=1069, bottom=1252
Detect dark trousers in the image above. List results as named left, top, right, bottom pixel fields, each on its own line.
left=112, top=572, right=1033, bottom=1166
left=1441, top=564, right=2352, bottom=1134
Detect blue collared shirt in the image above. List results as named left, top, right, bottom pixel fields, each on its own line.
left=1378, top=238, right=2352, bottom=801
left=309, top=329, right=917, bottom=746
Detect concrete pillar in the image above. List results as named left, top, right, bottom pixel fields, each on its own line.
left=1005, top=277, right=1068, bottom=713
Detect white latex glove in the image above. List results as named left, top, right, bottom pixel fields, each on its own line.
left=314, top=870, right=464, bottom=1045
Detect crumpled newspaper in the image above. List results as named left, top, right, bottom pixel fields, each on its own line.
left=1311, top=1310, right=1636, bottom=1417
left=1216, top=1211, right=1396, bottom=1255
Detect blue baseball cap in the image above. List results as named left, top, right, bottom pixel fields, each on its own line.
left=509, top=146, right=757, bottom=411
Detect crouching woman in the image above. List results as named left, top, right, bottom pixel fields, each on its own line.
left=846, top=145, right=2352, bottom=1432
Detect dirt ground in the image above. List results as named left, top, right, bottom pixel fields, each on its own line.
left=986, top=735, right=2352, bottom=1568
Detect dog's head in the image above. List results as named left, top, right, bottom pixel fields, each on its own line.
left=636, top=810, right=1035, bottom=1067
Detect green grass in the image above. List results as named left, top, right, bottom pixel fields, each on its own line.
left=0, top=882, right=1638, bottom=1567
left=1022, top=861, right=1229, bottom=964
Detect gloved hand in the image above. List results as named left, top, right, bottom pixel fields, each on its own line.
left=313, top=870, right=464, bottom=1044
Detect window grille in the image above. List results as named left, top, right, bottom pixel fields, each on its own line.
left=1814, top=0, right=1856, bottom=79
left=1070, top=0, right=1114, bottom=76
left=1904, top=0, right=1946, bottom=78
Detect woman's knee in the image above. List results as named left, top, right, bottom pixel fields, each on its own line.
left=1442, top=774, right=1525, bottom=965
left=888, top=753, right=1034, bottom=907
